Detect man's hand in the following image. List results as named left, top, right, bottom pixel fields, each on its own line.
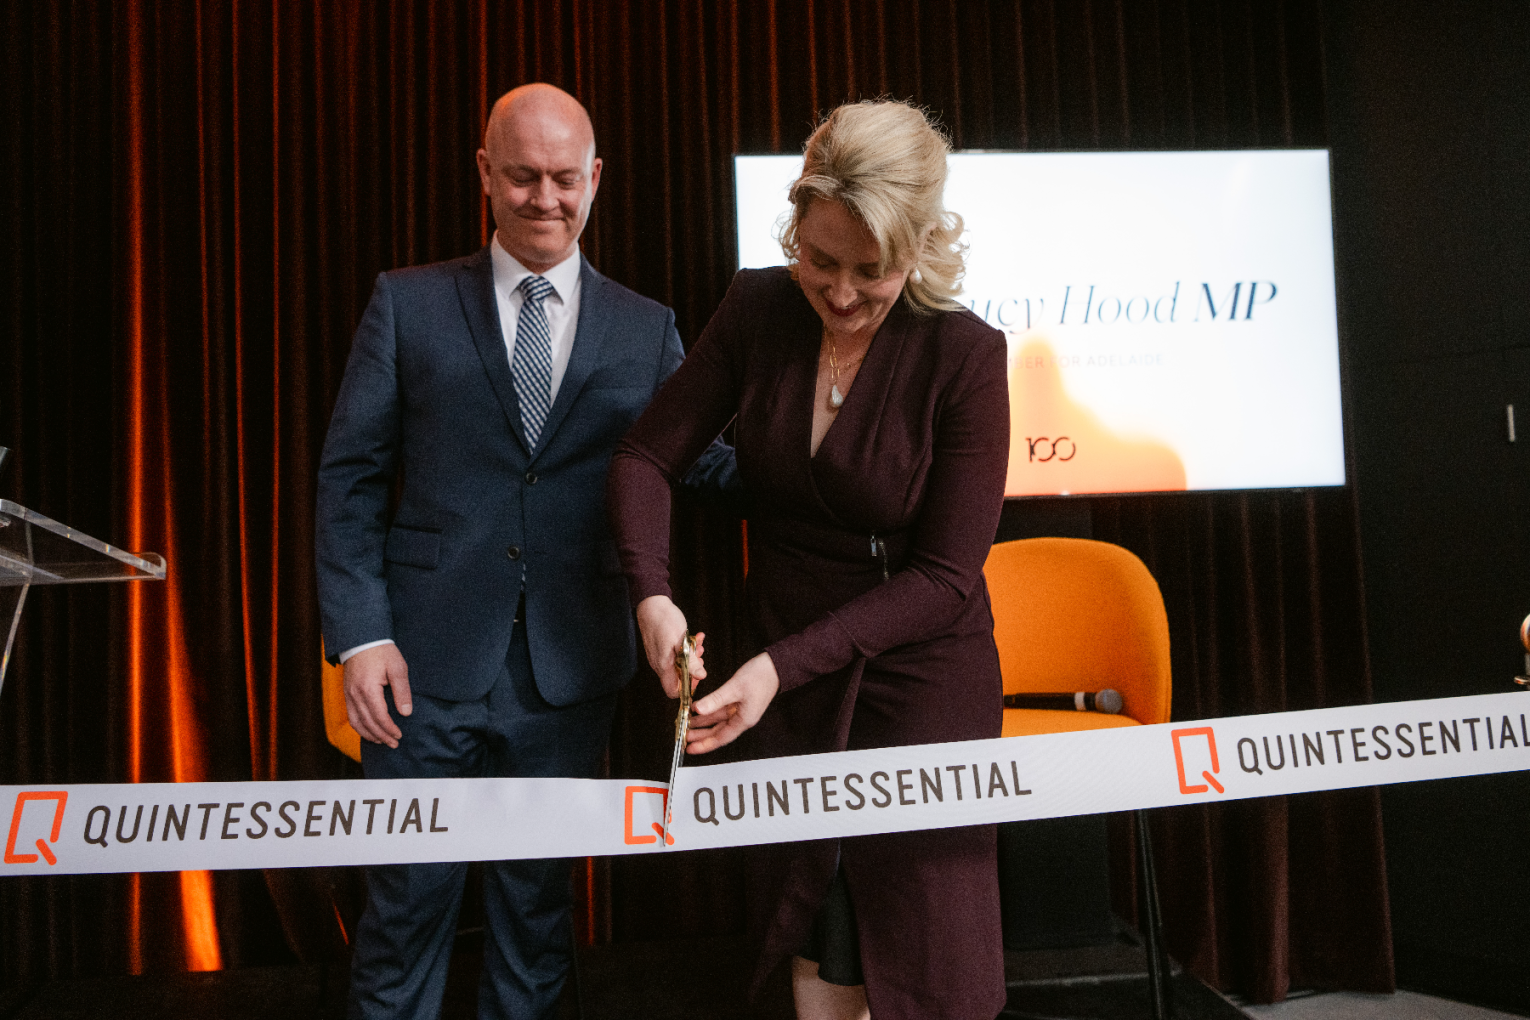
left=686, top=652, right=778, bottom=754
left=344, top=643, right=412, bottom=749
left=636, top=595, right=707, bottom=698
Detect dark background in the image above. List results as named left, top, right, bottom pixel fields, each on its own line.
left=0, top=0, right=1524, bottom=1011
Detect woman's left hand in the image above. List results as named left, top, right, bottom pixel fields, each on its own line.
left=686, top=652, right=780, bottom=754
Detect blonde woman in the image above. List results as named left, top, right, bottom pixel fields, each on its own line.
left=610, top=100, right=1010, bottom=1020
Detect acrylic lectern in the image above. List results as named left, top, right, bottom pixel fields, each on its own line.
left=0, top=498, right=166, bottom=693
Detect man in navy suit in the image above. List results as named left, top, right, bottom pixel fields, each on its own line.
left=316, top=83, right=728, bottom=1020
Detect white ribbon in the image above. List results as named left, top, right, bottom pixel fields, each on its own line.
left=4, top=691, right=1527, bottom=876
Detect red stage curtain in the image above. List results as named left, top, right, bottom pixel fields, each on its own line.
left=0, top=0, right=1390, bottom=1004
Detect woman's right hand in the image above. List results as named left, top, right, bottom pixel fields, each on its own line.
left=636, top=594, right=707, bottom=698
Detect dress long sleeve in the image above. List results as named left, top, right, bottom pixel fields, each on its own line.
left=607, top=274, right=749, bottom=606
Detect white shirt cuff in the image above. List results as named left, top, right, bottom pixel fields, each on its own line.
left=338, top=638, right=395, bottom=664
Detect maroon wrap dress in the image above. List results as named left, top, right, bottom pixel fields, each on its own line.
left=609, top=266, right=1011, bottom=1020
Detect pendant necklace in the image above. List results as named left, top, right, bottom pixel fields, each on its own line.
left=825, top=332, right=865, bottom=411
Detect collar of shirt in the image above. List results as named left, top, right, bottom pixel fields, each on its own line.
left=489, top=236, right=584, bottom=408
left=490, top=236, right=582, bottom=309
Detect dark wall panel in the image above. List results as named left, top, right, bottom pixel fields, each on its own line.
left=1326, top=0, right=1530, bottom=1008
left=1357, top=352, right=1530, bottom=701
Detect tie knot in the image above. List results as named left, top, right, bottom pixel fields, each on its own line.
left=518, top=274, right=555, bottom=305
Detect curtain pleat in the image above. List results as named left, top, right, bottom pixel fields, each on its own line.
left=1, top=0, right=1388, bottom=1003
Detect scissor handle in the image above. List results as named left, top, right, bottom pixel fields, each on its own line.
left=678, top=634, right=696, bottom=704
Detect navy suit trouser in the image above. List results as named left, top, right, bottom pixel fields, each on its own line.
left=348, top=614, right=618, bottom=1020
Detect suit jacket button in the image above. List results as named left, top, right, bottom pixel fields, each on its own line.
left=525, top=471, right=538, bottom=485
left=506, top=545, right=521, bottom=560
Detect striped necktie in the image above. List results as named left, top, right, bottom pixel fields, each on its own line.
left=512, top=274, right=556, bottom=447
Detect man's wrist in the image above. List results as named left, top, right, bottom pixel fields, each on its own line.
left=339, top=638, right=396, bottom=664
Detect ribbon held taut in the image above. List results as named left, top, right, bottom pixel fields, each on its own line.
left=3, top=691, right=1528, bottom=877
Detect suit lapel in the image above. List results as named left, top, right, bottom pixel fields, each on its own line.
left=455, top=247, right=531, bottom=455
left=531, top=256, right=608, bottom=460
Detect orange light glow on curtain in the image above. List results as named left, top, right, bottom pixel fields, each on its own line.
left=123, top=0, right=222, bottom=974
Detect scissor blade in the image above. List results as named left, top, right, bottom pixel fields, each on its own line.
left=662, top=735, right=685, bottom=840
left=661, top=635, right=694, bottom=845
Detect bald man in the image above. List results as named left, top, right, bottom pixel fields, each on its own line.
left=316, top=85, right=733, bottom=1019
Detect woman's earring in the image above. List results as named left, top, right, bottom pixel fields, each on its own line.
left=911, top=265, right=923, bottom=284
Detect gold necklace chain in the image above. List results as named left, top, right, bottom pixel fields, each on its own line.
left=825, top=331, right=867, bottom=411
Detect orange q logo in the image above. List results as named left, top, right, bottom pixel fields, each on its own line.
left=623, top=786, right=673, bottom=847
left=5, top=791, right=69, bottom=865
left=1171, top=728, right=1225, bottom=795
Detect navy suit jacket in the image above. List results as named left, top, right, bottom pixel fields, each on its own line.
left=316, top=248, right=729, bottom=705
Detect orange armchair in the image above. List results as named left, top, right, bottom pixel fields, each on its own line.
left=986, top=537, right=1171, bottom=736
left=321, top=647, right=362, bottom=763
left=984, top=536, right=1173, bottom=1019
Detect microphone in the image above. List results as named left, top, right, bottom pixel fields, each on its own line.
left=1003, top=689, right=1124, bottom=714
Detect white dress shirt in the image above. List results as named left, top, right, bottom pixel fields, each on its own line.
left=338, top=240, right=584, bottom=665
left=490, top=236, right=583, bottom=407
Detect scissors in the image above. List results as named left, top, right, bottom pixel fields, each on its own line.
left=661, top=633, right=696, bottom=846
